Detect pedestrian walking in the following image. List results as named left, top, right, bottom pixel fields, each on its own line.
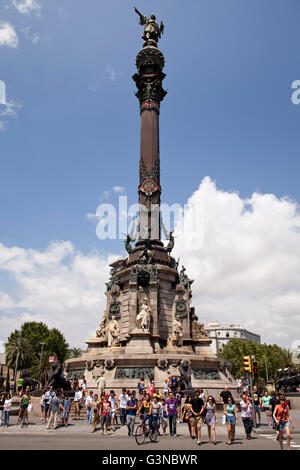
left=0, top=393, right=5, bottom=426
left=137, top=376, right=145, bottom=395
left=224, top=396, right=238, bottom=445
left=190, top=389, right=205, bottom=445
left=251, top=385, right=261, bottom=427
left=85, top=390, right=94, bottom=424
left=118, top=388, right=129, bottom=426
left=166, top=392, right=178, bottom=437
left=219, top=386, right=233, bottom=405
left=3, top=393, right=12, bottom=427
left=269, top=390, right=279, bottom=429
left=44, top=386, right=55, bottom=421
left=175, top=386, right=183, bottom=423
left=161, top=398, right=168, bottom=436
left=182, top=395, right=194, bottom=438
left=261, top=390, right=272, bottom=426
left=240, top=392, right=254, bottom=440
left=108, top=390, right=118, bottom=431
left=204, top=395, right=218, bottom=444
left=100, top=393, right=111, bottom=435
left=150, top=395, right=162, bottom=434
left=81, top=377, right=87, bottom=400
left=126, top=392, right=138, bottom=437
left=47, top=392, right=62, bottom=429
left=236, top=378, right=242, bottom=395
left=273, top=395, right=295, bottom=451
left=147, top=375, right=155, bottom=397
left=16, top=389, right=31, bottom=426
left=17, top=376, right=24, bottom=394
left=73, top=386, right=82, bottom=420
left=40, top=388, right=47, bottom=422
left=163, top=379, right=169, bottom=395
left=62, top=393, right=71, bottom=426
left=91, top=394, right=100, bottom=433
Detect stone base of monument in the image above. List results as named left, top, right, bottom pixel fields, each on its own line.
left=125, top=330, right=154, bottom=354
left=65, top=347, right=235, bottom=399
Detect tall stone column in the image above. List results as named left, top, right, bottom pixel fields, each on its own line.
left=133, top=45, right=167, bottom=241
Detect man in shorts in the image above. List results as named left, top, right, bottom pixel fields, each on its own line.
left=191, top=389, right=205, bottom=445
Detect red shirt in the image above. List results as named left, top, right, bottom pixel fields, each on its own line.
left=101, top=400, right=111, bottom=416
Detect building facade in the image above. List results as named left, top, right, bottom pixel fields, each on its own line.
left=204, top=321, right=261, bottom=355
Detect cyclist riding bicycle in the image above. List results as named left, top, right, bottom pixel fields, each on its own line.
left=138, top=393, right=152, bottom=427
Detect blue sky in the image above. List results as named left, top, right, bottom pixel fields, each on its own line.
left=1, top=0, right=300, bottom=349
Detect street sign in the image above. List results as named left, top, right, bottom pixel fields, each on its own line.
left=49, top=356, right=56, bottom=363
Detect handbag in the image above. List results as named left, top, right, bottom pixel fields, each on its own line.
left=222, top=414, right=226, bottom=425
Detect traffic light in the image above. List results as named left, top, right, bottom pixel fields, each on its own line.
left=253, top=361, right=258, bottom=378
left=243, top=355, right=252, bottom=372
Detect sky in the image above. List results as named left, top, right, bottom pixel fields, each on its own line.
left=0, top=0, right=300, bottom=351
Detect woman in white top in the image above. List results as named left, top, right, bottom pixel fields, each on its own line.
left=3, top=393, right=12, bottom=428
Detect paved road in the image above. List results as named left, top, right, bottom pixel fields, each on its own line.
left=1, top=412, right=300, bottom=450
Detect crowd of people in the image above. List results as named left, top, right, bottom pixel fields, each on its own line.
left=0, top=374, right=296, bottom=450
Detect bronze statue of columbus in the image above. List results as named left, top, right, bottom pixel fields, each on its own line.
left=134, top=7, right=164, bottom=44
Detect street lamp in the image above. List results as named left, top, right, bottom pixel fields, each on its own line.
left=38, top=342, right=45, bottom=387
left=13, top=329, right=22, bottom=394
left=263, top=355, right=269, bottom=382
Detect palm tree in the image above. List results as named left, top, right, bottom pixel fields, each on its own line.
left=30, top=350, right=52, bottom=386
left=67, top=347, right=84, bottom=358
left=5, top=337, right=35, bottom=370
left=280, top=348, right=294, bottom=368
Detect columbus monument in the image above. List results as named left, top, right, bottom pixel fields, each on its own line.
left=66, top=11, right=233, bottom=393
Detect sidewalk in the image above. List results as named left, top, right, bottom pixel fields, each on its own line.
left=2, top=410, right=299, bottom=437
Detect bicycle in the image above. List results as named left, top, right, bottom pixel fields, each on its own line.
left=135, top=415, right=158, bottom=445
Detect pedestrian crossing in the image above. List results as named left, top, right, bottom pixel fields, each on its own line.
left=258, top=433, right=300, bottom=450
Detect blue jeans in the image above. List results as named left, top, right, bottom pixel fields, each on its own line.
left=168, top=414, right=177, bottom=435
left=120, top=408, right=127, bottom=426
left=4, top=411, right=10, bottom=426
left=149, top=415, right=160, bottom=432
left=87, top=407, right=92, bottom=424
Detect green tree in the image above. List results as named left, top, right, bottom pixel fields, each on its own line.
left=30, top=350, right=52, bottom=385
left=5, top=337, right=35, bottom=371
left=218, top=339, right=296, bottom=381
left=5, top=322, right=69, bottom=371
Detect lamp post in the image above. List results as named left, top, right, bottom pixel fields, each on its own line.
left=263, top=355, right=269, bottom=382
left=13, top=329, right=22, bottom=394
left=38, top=342, right=45, bottom=387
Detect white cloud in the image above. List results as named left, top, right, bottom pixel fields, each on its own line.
left=12, top=0, right=41, bottom=15
left=113, top=186, right=125, bottom=194
left=106, top=64, right=116, bottom=82
left=0, top=241, right=119, bottom=348
left=173, top=177, right=300, bottom=347
left=0, top=98, right=22, bottom=130
left=0, top=22, right=19, bottom=48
